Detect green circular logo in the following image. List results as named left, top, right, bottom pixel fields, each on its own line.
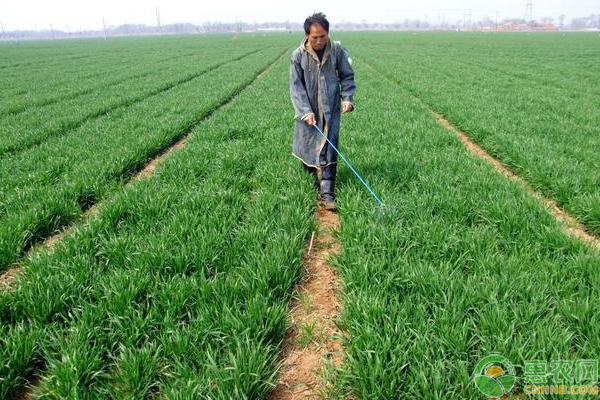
left=473, top=354, right=516, bottom=398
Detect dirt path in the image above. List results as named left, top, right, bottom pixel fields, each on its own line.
left=1, top=50, right=288, bottom=400
left=362, top=59, right=600, bottom=253
left=0, top=134, right=183, bottom=294
left=267, top=202, right=345, bottom=400
left=432, top=111, right=600, bottom=252
left=4, top=49, right=263, bottom=157
left=0, top=266, right=24, bottom=292
left=0, top=49, right=286, bottom=293
left=0, top=132, right=191, bottom=294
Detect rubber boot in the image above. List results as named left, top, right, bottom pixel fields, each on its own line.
left=320, top=179, right=337, bottom=211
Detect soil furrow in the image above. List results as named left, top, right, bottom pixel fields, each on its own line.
left=2, top=49, right=262, bottom=157
left=432, top=111, right=600, bottom=252
left=267, top=202, right=345, bottom=400
left=0, top=48, right=287, bottom=294
left=362, top=59, right=600, bottom=253
left=1, top=51, right=209, bottom=117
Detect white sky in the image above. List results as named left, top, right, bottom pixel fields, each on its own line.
left=0, top=0, right=598, bottom=31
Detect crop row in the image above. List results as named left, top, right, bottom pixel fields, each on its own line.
left=0, top=47, right=263, bottom=155
left=404, top=33, right=599, bottom=95
left=330, top=57, right=600, bottom=399
left=1, top=44, right=138, bottom=93
left=0, top=55, right=314, bottom=399
left=0, top=36, right=205, bottom=88
left=1, top=49, right=198, bottom=116
left=0, top=36, right=292, bottom=116
left=344, top=32, right=600, bottom=236
left=0, top=46, right=287, bottom=272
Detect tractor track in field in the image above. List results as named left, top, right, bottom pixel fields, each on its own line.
left=362, top=59, right=600, bottom=253
left=1, top=48, right=262, bottom=157
left=267, top=202, right=345, bottom=400
left=0, top=48, right=287, bottom=295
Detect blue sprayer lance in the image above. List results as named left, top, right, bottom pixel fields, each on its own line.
left=313, top=124, right=384, bottom=207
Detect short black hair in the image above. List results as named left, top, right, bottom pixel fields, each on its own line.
left=304, top=12, right=329, bottom=34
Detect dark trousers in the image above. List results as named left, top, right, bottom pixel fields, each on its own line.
left=302, top=119, right=338, bottom=186
left=321, top=162, right=337, bottom=180
left=317, top=117, right=338, bottom=181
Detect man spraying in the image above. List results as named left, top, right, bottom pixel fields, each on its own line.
left=290, top=12, right=356, bottom=211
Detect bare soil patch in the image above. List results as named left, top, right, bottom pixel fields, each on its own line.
left=267, top=202, right=345, bottom=400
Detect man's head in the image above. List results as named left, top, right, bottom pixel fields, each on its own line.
left=304, top=12, right=329, bottom=51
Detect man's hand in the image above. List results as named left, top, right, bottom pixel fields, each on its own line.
left=342, top=101, right=354, bottom=113
left=302, top=113, right=316, bottom=126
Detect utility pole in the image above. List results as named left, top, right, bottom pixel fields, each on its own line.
left=0, top=22, right=6, bottom=43
left=50, top=23, right=55, bottom=39
left=558, top=14, right=566, bottom=30
left=462, top=9, right=472, bottom=31
left=495, top=11, right=499, bottom=31
left=469, top=10, right=472, bottom=30
left=156, top=6, right=162, bottom=34
left=525, top=0, right=533, bottom=30
left=102, top=17, right=108, bottom=40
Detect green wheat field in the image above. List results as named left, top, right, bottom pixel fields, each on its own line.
left=1, top=32, right=599, bottom=399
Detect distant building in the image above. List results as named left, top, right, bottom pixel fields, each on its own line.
left=498, top=22, right=557, bottom=32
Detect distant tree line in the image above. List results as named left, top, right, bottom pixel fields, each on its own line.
left=2, top=14, right=599, bottom=40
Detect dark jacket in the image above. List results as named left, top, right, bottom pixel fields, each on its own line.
left=289, top=37, right=355, bottom=167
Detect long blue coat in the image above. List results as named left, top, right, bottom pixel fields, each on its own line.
left=289, top=37, right=356, bottom=168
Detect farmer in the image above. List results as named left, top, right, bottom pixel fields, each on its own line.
left=289, top=12, right=356, bottom=211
